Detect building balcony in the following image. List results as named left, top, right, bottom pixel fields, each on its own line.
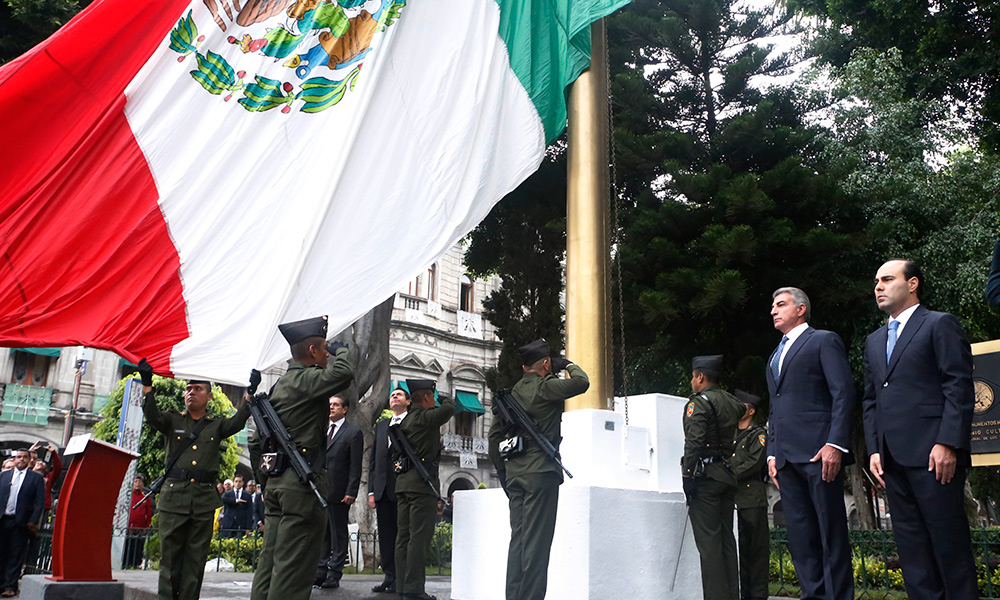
left=1, top=384, right=53, bottom=425
left=443, top=434, right=489, bottom=455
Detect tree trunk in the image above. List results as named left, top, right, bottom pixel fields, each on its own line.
left=850, top=435, right=877, bottom=530
left=331, top=295, right=395, bottom=570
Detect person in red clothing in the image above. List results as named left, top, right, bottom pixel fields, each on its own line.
left=124, top=475, right=155, bottom=568
left=28, top=443, right=62, bottom=527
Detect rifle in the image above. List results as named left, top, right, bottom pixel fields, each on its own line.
left=493, top=389, right=573, bottom=479
left=248, top=392, right=327, bottom=508
left=388, top=424, right=444, bottom=502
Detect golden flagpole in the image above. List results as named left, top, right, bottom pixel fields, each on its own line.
left=565, top=19, right=612, bottom=411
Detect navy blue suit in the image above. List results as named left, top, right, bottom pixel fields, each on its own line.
left=863, top=305, right=976, bottom=600
left=767, top=326, right=855, bottom=600
left=220, top=488, right=252, bottom=536
left=0, top=468, right=44, bottom=593
left=987, top=240, right=1000, bottom=309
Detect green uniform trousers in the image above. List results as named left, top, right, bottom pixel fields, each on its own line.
left=737, top=506, right=770, bottom=600
left=689, top=478, right=739, bottom=600
left=395, top=491, right=437, bottom=595
left=505, top=471, right=561, bottom=600
left=157, top=510, right=214, bottom=600
left=250, top=480, right=327, bottom=600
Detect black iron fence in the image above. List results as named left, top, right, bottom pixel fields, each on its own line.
left=23, top=522, right=452, bottom=576
left=770, top=527, right=1000, bottom=599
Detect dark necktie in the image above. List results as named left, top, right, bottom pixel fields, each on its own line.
left=886, top=320, right=900, bottom=364
left=770, top=335, right=789, bottom=380
left=327, top=423, right=336, bottom=445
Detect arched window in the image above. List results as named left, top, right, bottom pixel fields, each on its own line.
left=459, top=274, right=473, bottom=312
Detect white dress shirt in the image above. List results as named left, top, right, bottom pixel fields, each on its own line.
left=5, top=467, right=26, bottom=516
left=889, top=303, right=920, bottom=337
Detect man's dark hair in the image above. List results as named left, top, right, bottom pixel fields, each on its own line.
left=14, top=448, right=29, bottom=455
left=332, top=396, right=350, bottom=411
left=693, top=368, right=719, bottom=384
left=291, top=336, right=324, bottom=360
left=135, top=473, right=145, bottom=483
left=893, top=259, right=924, bottom=300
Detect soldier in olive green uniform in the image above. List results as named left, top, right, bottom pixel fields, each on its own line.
left=137, top=359, right=252, bottom=600
left=392, top=378, right=454, bottom=600
left=731, top=390, right=769, bottom=600
left=682, top=355, right=747, bottom=600
left=488, top=339, right=589, bottom=600
left=250, top=316, right=355, bottom=600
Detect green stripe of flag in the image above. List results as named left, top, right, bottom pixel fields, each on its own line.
left=495, top=0, right=630, bottom=143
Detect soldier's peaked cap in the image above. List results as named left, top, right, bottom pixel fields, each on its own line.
left=278, top=316, right=328, bottom=346
left=406, top=379, right=435, bottom=392
left=518, top=339, right=550, bottom=365
left=734, top=389, right=760, bottom=406
left=692, top=355, right=723, bottom=373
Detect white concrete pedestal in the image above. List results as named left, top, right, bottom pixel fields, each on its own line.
left=452, top=394, right=705, bottom=600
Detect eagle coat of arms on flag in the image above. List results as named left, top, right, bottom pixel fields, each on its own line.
left=167, top=0, right=405, bottom=113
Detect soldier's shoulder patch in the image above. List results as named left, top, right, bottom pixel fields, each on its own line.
left=758, top=433, right=766, bottom=447
left=686, top=402, right=695, bottom=417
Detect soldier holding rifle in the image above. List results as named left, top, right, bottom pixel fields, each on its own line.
left=137, top=359, right=252, bottom=600
left=250, top=315, right=355, bottom=600
left=488, top=339, right=589, bottom=600
left=391, top=379, right=454, bottom=600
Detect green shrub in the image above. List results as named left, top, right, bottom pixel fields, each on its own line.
left=208, top=535, right=264, bottom=572
left=769, top=553, right=798, bottom=586
left=852, top=555, right=904, bottom=590
left=427, top=522, right=452, bottom=567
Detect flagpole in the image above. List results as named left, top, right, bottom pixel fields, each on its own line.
left=565, top=19, right=612, bottom=412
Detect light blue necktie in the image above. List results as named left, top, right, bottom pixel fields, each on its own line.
left=770, top=335, right=789, bottom=380
left=886, top=320, right=900, bottom=364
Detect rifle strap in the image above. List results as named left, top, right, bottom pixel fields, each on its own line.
left=161, top=417, right=212, bottom=481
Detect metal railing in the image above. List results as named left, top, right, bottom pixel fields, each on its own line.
left=770, top=527, right=1000, bottom=599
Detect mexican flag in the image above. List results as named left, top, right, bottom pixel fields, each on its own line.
left=0, top=0, right=628, bottom=383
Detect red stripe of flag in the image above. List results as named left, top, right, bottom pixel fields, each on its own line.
left=0, top=0, right=196, bottom=373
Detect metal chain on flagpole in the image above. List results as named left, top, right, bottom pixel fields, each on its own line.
left=603, top=21, right=630, bottom=426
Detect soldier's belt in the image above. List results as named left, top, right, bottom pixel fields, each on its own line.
left=166, top=468, right=218, bottom=483
left=699, top=455, right=725, bottom=465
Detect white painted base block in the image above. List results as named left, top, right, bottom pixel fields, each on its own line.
left=452, top=395, right=705, bottom=600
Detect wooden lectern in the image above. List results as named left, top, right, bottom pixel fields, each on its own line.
left=48, top=435, right=138, bottom=581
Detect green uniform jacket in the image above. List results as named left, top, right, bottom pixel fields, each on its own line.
left=681, top=385, right=745, bottom=485
left=266, top=347, right=355, bottom=494
left=491, top=364, right=590, bottom=482
left=732, top=423, right=768, bottom=509
left=142, top=391, right=251, bottom=515
left=395, top=395, right=455, bottom=496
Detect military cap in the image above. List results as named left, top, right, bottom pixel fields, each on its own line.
left=734, top=389, right=760, bottom=406
left=518, top=339, right=550, bottom=365
left=405, top=379, right=436, bottom=392
left=278, top=315, right=328, bottom=346
left=692, top=355, right=723, bottom=377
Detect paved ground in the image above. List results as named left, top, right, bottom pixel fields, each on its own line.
left=114, top=571, right=452, bottom=600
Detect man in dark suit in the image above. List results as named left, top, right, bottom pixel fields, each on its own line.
left=987, top=240, right=1000, bottom=309
left=0, top=448, right=45, bottom=597
left=247, top=480, right=264, bottom=533
left=367, top=386, right=410, bottom=593
left=314, top=395, right=364, bottom=589
left=766, top=287, right=855, bottom=600
left=220, top=475, right=252, bottom=537
left=864, top=260, right=977, bottom=600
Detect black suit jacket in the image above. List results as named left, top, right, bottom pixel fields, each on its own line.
left=367, top=419, right=395, bottom=503
left=0, top=468, right=44, bottom=527
left=220, top=488, right=252, bottom=530
left=326, top=420, right=363, bottom=500
left=863, top=305, right=974, bottom=467
left=767, top=327, right=856, bottom=469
